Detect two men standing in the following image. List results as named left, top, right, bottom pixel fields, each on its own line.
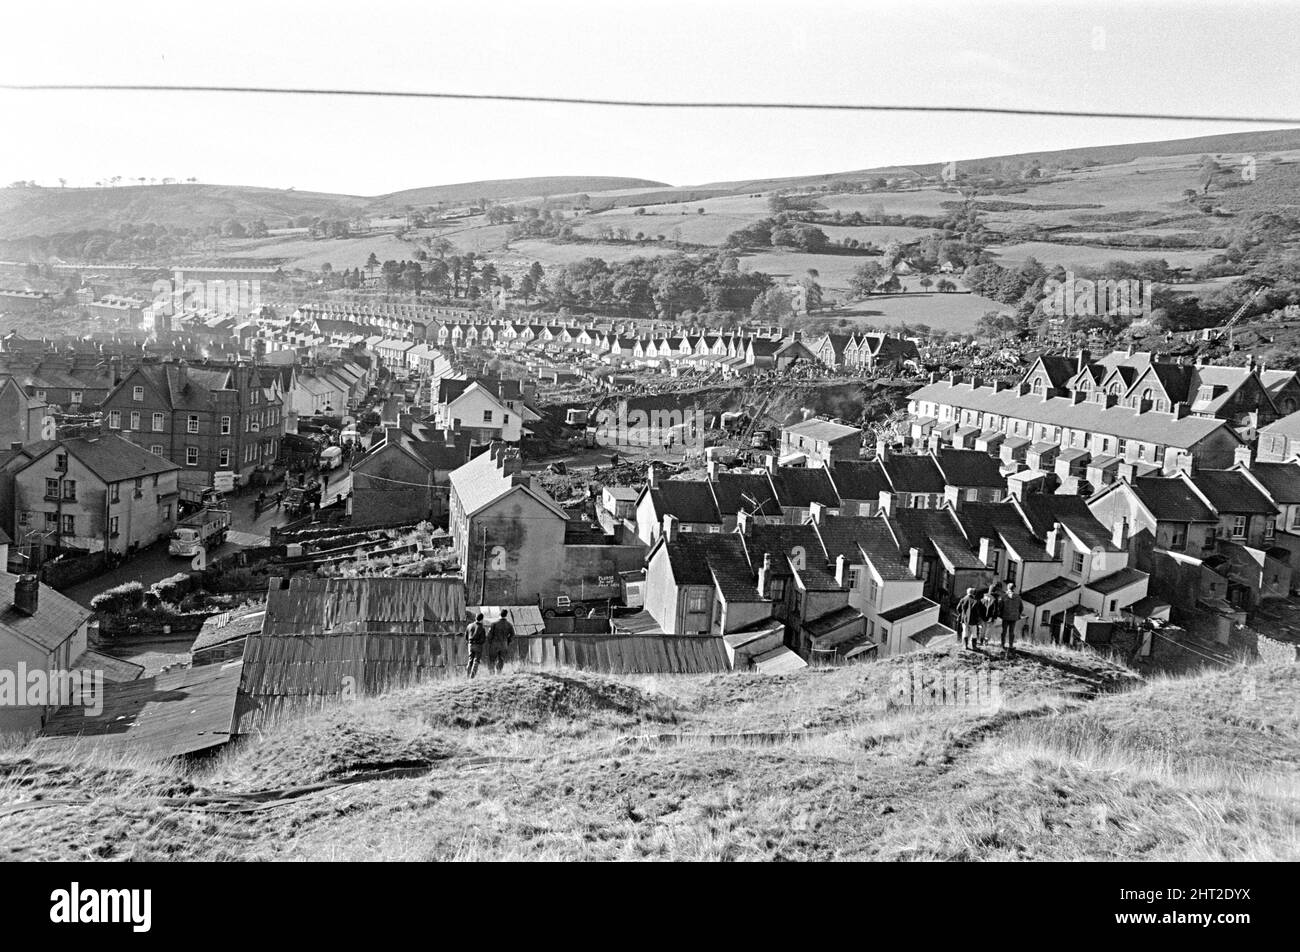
left=466, top=609, right=516, bottom=679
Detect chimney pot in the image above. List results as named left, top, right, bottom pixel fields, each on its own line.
left=13, top=574, right=39, bottom=616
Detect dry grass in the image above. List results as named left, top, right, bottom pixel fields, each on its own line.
left=1, top=647, right=1295, bottom=861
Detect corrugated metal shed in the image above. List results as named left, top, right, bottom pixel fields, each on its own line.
left=37, top=661, right=242, bottom=759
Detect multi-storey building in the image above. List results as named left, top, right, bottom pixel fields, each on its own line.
left=100, top=361, right=284, bottom=484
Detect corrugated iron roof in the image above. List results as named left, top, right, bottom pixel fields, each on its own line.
left=38, top=661, right=242, bottom=759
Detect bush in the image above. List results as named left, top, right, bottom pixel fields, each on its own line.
left=90, top=580, right=145, bottom=615
left=149, top=572, right=195, bottom=605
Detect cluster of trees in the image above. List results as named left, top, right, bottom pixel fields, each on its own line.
left=724, top=214, right=831, bottom=252
left=542, top=254, right=772, bottom=318
left=506, top=207, right=575, bottom=241
left=340, top=251, right=511, bottom=300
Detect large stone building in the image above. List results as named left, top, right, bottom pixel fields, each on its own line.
left=100, top=361, right=284, bottom=485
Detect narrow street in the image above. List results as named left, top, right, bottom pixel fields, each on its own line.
left=59, top=467, right=353, bottom=608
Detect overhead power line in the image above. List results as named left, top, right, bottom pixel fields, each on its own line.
left=2, top=83, right=1299, bottom=125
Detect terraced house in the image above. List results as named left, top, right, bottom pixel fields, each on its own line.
left=100, top=361, right=284, bottom=485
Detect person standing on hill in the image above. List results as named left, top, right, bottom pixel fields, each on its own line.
left=487, top=608, right=515, bottom=674
left=465, top=612, right=487, bottom=679
left=999, top=584, right=1024, bottom=656
left=955, top=588, right=984, bottom=651
left=979, top=586, right=1001, bottom=647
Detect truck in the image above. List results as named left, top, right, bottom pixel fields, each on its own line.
left=169, top=508, right=231, bottom=557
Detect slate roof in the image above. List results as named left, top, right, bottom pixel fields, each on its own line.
left=935, top=447, right=1005, bottom=488
left=660, top=533, right=751, bottom=588
left=908, top=380, right=1237, bottom=448
left=828, top=460, right=889, bottom=502
left=887, top=508, right=983, bottom=570
left=1019, top=577, right=1081, bottom=605
left=742, top=523, right=840, bottom=591
left=804, top=605, right=865, bottom=638
left=40, top=434, right=181, bottom=483
left=1086, top=567, right=1148, bottom=595
left=879, top=597, right=937, bottom=623
left=767, top=466, right=840, bottom=509
left=882, top=454, right=945, bottom=494
left=0, top=575, right=91, bottom=652
left=1245, top=462, right=1300, bottom=504
left=1258, top=409, right=1300, bottom=441
left=650, top=479, right=722, bottom=524
left=1189, top=470, right=1277, bottom=515
left=1129, top=476, right=1218, bottom=523
left=709, top=472, right=781, bottom=519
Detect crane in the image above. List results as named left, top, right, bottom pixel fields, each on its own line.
left=1202, top=285, right=1267, bottom=349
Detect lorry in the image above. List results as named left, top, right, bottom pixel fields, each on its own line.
left=169, top=508, right=231, bottom=557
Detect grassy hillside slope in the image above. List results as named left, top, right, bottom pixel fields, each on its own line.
left=2, top=647, right=1295, bottom=862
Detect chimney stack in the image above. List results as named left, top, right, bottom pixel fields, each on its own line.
left=835, top=554, right=848, bottom=587
left=737, top=508, right=752, bottom=536
left=1173, top=402, right=1190, bottom=419
left=907, top=546, right=922, bottom=578
left=661, top=514, right=679, bottom=542
left=1046, top=522, right=1063, bottom=560
left=765, top=454, right=777, bottom=474
left=978, top=536, right=994, bottom=568
left=875, top=438, right=890, bottom=462
left=13, top=574, right=39, bottom=616
left=1234, top=444, right=1254, bottom=468
left=1112, top=517, right=1130, bottom=551
left=758, top=552, right=772, bottom=598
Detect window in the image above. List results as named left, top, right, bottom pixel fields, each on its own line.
left=1169, top=525, right=1186, bottom=550
left=18, top=511, right=30, bottom=527
left=219, top=448, right=230, bottom=467
left=132, top=386, right=144, bottom=402
left=1264, top=519, right=1275, bottom=541
left=847, top=566, right=862, bottom=590
left=163, top=504, right=172, bottom=520
left=45, top=512, right=57, bottom=529
left=1137, top=444, right=1146, bottom=461
left=44, top=477, right=59, bottom=499
left=483, top=409, right=493, bottom=423
left=108, top=410, right=121, bottom=429
left=71, top=391, right=82, bottom=404
left=152, top=412, right=164, bottom=432
left=867, top=579, right=880, bottom=605
left=1232, top=515, right=1247, bottom=539
left=187, top=415, right=199, bottom=434
left=220, top=416, right=231, bottom=435
left=62, top=479, right=76, bottom=501
left=686, top=592, right=708, bottom=613
left=35, top=389, right=46, bottom=401
left=109, top=516, right=119, bottom=537
left=1291, top=508, right=1300, bottom=530
left=1071, top=552, right=1085, bottom=575
left=62, top=514, right=74, bottom=536
left=965, top=488, right=978, bottom=501
left=186, top=447, right=199, bottom=466
left=133, top=478, right=143, bottom=499
left=110, top=483, right=120, bottom=503
left=1117, top=439, right=1127, bottom=457
left=129, top=411, right=141, bottom=430
left=151, top=445, right=163, bottom=456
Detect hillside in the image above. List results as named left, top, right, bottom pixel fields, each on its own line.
left=3, top=648, right=1295, bottom=861
left=372, top=176, right=672, bottom=209
left=0, top=183, right=369, bottom=239
left=700, top=128, right=1300, bottom=191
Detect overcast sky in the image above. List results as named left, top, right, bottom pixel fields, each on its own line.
left=1, top=0, right=1297, bottom=195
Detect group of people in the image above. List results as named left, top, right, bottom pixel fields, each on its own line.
left=465, top=608, right=516, bottom=678
left=954, top=583, right=1024, bottom=654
